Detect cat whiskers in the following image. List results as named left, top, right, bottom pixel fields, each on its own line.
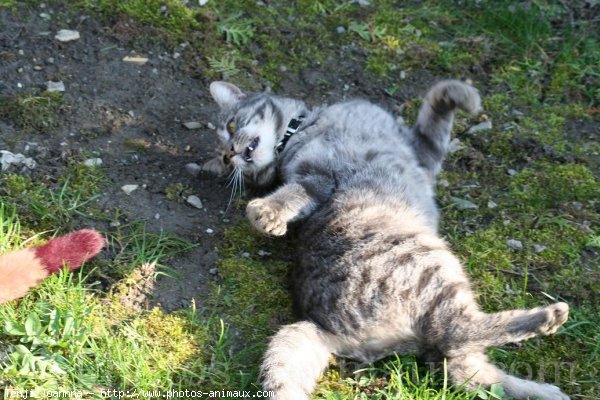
left=226, top=166, right=245, bottom=211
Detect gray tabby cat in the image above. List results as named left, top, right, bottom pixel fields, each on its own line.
left=206, top=80, right=570, bottom=400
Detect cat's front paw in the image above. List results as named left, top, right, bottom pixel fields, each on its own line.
left=246, top=198, right=288, bottom=236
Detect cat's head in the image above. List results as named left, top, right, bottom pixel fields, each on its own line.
left=206, top=81, right=306, bottom=187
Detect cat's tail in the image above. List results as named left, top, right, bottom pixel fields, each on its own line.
left=0, top=229, right=105, bottom=304
left=261, top=321, right=334, bottom=400
left=411, top=80, right=482, bottom=178
left=448, top=353, right=569, bottom=400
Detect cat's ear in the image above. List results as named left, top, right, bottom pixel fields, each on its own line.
left=210, top=81, right=245, bottom=110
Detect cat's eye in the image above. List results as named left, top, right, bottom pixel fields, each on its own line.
left=222, top=154, right=231, bottom=165
left=226, top=119, right=236, bottom=135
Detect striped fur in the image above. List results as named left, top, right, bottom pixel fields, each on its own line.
left=208, top=80, right=570, bottom=400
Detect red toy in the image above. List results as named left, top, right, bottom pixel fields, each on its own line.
left=0, top=229, right=104, bottom=303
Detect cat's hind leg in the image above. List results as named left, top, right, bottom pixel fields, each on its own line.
left=440, top=302, right=569, bottom=355
left=261, top=321, right=337, bottom=400
left=448, top=353, right=569, bottom=400
left=411, top=80, right=482, bottom=179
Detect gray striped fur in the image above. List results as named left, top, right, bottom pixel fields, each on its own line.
left=208, top=80, right=569, bottom=400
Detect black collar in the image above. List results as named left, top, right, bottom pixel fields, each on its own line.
left=275, top=116, right=305, bottom=153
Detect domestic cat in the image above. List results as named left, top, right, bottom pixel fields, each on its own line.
left=207, top=80, right=570, bottom=400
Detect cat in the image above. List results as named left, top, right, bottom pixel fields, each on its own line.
left=0, top=229, right=104, bottom=304
left=207, top=80, right=570, bottom=400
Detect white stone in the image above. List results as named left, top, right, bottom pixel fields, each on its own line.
left=45, top=80, right=65, bottom=92
left=121, top=184, right=139, bottom=195
left=451, top=197, right=478, bottom=210
left=487, top=200, right=498, bottom=209
left=199, top=0, right=209, bottom=5
left=55, top=29, right=80, bottom=42
left=206, top=228, right=214, bottom=234
left=448, top=138, right=466, bottom=154
left=0, top=150, right=37, bottom=171
left=83, top=158, right=102, bottom=167
left=507, top=239, right=523, bottom=251
left=532, top=244, right=547, bottom=253
left=467, top=120, right=492, bottom=133
left=207, top=122, right=216, bottom=130
left=185, top=162, right=202, bottom=177
left=183, top=121, right=202, bottom=130
left=186, top=195, right=203, bottom=209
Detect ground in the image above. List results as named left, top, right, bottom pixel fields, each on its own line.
left=0, top=0, right=598, bottom=399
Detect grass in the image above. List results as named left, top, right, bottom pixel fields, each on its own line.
left=0, top=0, right=599, bottom=399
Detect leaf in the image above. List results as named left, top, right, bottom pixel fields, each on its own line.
left=4, top=320, right=26, bottom=336
left=24, top=312, right=42, bottom=337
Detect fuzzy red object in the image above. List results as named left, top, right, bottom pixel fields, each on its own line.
left=34, top=229, right=105, bottom=273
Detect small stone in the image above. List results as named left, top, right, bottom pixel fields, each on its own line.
left=257, top=250, right=272, bottom=257
left=83, top=158, right=102, bottom=167
left=438, top=179, right=450, bottom=188
left=571, top=201, right=583, bottom=211
left=55, top=29, right=80, bottom=42
left=507, top=239, right=523, bottom=251
left=173, top=52, right=181, bottom=59
left=183, top=121, right=202, bottom=130
left=467, top=120, right=492, bottom=133
left=532, top=244, right=547, bottom=253
left=279, top=65, right=288, bottom=72
left=46, top=57, right=55, bottom=65
left=206, top=228, right=214, bottom=234
left=45, top=80, right=65, bottom=92
left=487, top=200, right=498, bottom=209
left=207, top=122, right=216, bottom=130
left=209, top=267, right=218, bottom=275
left=241, top=252, right=251, bottom=258
left=451, top=197, right=478, bottom=210
left=448, top=138, right=466, bottom=154
left=336, top=26, right=346, bottom=34
left=507, top=169, right=517, bottom=176
left=39, top=12, right=51, bottom=20
left=185, top=162, right=202, bottom=177
left=185, top=145, right=191, bottom=152
left=121, top=184, right=139, bottom=195
left=186, top=195, right=203, bottom=209
left=17, top=49, right=24, bottom=56
left=33, top=65, right=43, bottom=71
left=400, top=70, right=406, bottom=79
left=154, top=213, right=160, bottom=220
left=123, top=56, right=149, bottom=65
left=110, top=221, right=121, bottom=228
left=0, top=150, right=37, bottom=171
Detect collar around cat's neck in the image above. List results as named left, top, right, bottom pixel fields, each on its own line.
left=275, top=115, right=305, bottom=153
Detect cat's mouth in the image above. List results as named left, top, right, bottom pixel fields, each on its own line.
left=242, top=136, right=260, bottom=163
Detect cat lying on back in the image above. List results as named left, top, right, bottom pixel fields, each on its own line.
left=206, top=80, right=570, bottom=400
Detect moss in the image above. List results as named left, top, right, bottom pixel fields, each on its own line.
left=165, top=183, right=192, bottom=203
left=0, top=91, right=65, bottom=133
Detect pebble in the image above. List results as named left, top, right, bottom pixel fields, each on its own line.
left=183, top=121, right=202, bottom=130
left=487, top=200, right=498, bottom=209
left=109, top=221, right=121, bottom=228
left=400, top=70, right=406, bottom=79
left=46, top=57, right=55, bottom=65
left=0, top=150, right=37, bottom=171
left=257, top=250, right=272, bottom=256
left=467, top=120, right=492, bottom=133
left=507, top=169, right=517, bottom=176
left=185, top=163, right=202, bottom=177
left=451, top=197, right=478, bottom=210
left=123, top=56, right=149, bottom=65
left=207, top=122, right=216, bottom=130
left=83, top=158, right=103, bottom=167
left=242, top=252, right=251, bottom=258
left=121, top=184, right=139, bottom=195
left=45, top=80, right=65, bottom=92
left=199, top=0, right=209, bottom=5
left=206, top=228, right=214, bottom=234
left=186, top=195, right=203, bottom=209
left=448, top=138, right=466, bottom=154
left=154, top=213, right=160, bottom=220
left=209, top=267, right=218, bottom=275
left=507, top=239, right=523, bottom=251
left=55, top=29, right=80, bottom=42
left=39, top=12, right=51, bottom=20
left=33, top=65, right=43, bottom=71
left=336, top=26, right=346, bottom=34
left=532, top=244, right=547, bottom=253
